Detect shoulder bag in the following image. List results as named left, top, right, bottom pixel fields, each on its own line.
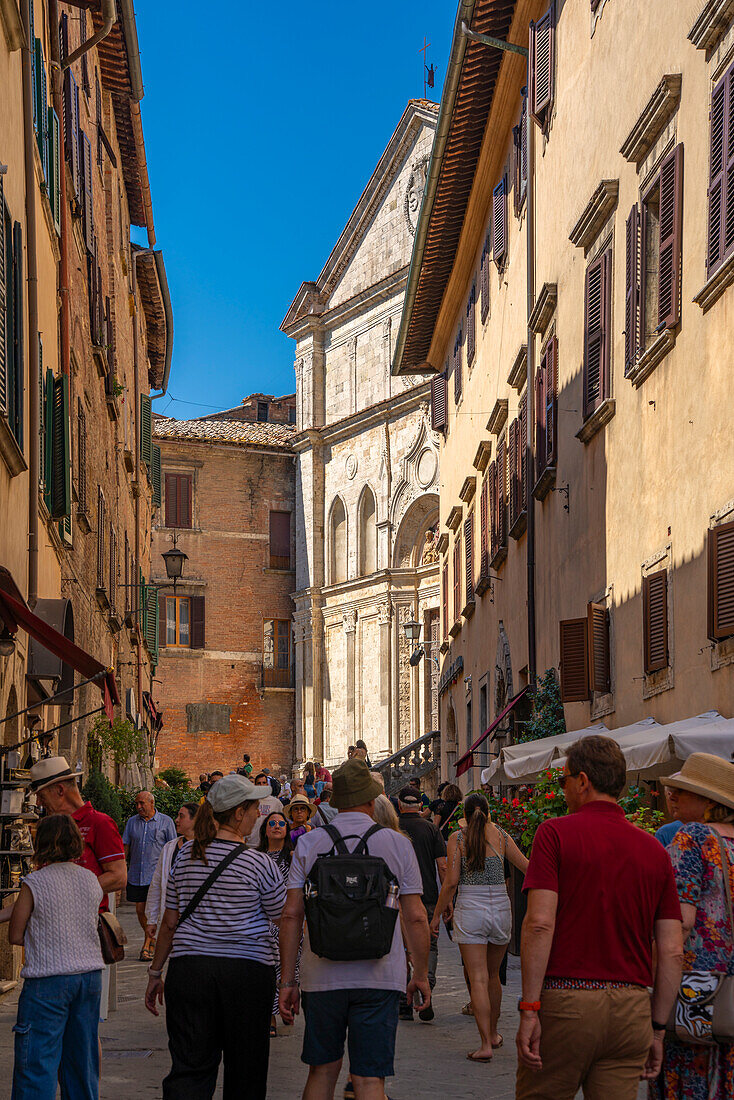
left=177, top=841, right=245, bottom=927
left=667, top=830, right=734, bottom=1045
left=98, top=909, right=127, bottom=965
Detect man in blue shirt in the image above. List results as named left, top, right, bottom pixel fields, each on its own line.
left=122, top=790, right=175, bottom=960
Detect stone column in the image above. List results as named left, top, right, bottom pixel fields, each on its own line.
left=349, top=335, right=358, bottom=417
left=382, top=317, right=392, bottom=402
left=343, top=609, right=357, bottom=742
left=378, top=600, right=392, bottom=751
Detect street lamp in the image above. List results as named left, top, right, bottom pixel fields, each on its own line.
left=403, top=619, right=422, bottom=646
left=0, top=625, right=15, bottom=658
left=161, top=534, right=188, bottom=594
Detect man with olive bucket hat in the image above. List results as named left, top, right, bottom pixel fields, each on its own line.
left=279, top=758, right=431, bottom=1098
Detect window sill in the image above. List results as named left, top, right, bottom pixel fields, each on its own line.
left=108, top=612, right=122, bottom=634
left=693, top=253, right=734, bottom=313
left=264, top=567, right=295, bottom=576
left=92, top=344, right=108, bottom=379
left=627, top=328, right=675, bottom=388
left=642, top=665, right=673, bottom=700
left=462, top=599, right=476, bottom=620
left=448, top=621, right=462, bottom=639
left=0, top=415, right=26, bottom=478
left=590, top=691, right=615, bottom=721
left=576, top=398, right=616, bottom=444
left=76, top=510, right=91, bottom=533
left=533, top=466, right=556, bottom=502
left=95, top=588, right=110, bottom=612
left=439, top=639, right=450, bottom=654
left=475, top=572, right=493, bottom=596
left=711, top=634, right=734, bottom=671
left=105, top=393, right=119, bottom=422
left=262, top=685, right=295, bottom=693
left=490, top=545, right=507, bottom=571
left=123, top=448, right=135, bottom=473
left=509, top=511, right=527, bottom=540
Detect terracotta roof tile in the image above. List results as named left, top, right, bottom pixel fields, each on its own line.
left=153, top=417, right=295, bottom=450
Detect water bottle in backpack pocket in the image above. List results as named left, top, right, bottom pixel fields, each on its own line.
left=304, top=823, right=400, bottom=961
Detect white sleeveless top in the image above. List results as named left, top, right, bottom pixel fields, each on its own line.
left=22, top=863, right=104, bottom=979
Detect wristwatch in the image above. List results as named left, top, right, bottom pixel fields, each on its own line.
left=651, top=1020, right=667, bottom=1033
left=148, top=966, right=163, bottom=978
left=518, top=999, right=542, bottom=1012
left=279, top=979, right=298, bottom=989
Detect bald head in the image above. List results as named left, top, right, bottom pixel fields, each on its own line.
left=135, top=790, right=155, bottom=819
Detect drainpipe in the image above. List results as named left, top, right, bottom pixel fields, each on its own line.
left=20, top=0, right=40, bottom=608
left=131, top=249, right=151, bottom=715
left=60, top=0, right=116, bottom=71
left=525, top=64, right=537, bottom=689
left=48, top=1, right=68, bottom=378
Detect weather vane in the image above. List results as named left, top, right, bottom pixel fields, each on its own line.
left=419, top=36, right=437, bottom=100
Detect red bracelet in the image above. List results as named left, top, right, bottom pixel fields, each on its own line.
left=518, top=1000, right=542, bottom=1012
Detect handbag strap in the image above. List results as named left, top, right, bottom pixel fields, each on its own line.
left=714, top=830, right=734, bottom=945
left=177, top=842, right=243, bottom=927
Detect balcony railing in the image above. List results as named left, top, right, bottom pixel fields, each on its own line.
left=261, top=665, right=295, bottom=689
left=372, top=731, right=441, bottom=796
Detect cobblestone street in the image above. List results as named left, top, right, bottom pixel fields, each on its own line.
left=0, top=903, right=647, bottom=1099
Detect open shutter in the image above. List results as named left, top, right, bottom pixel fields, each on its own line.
left=545, top=335, right=558, bottom=466
left=442, top=562, right=449, bottom=636
left=453, top=534, right=461, bottom=622
left=63, top=70, right=80, bottom=199
left=11, top=222, right=23, bottom=449
left=559, top=618, right=590, bottom=702
left=430, top=372, right=447, bottom=432
left=508, top=418, right=519, bottom=529
left=535, top=362, right=546, bottom=479
left=480, top=237, right=490, bottom=321
left=164, top=473, right=176, bottom=527
left=151, top=444, right=162, bottom=507
left=0, top=178, right=6, bottom=415
left=519, top=391, right=528, bottom=511
left=530, top=8, right=554, bottom=127
left=643, top=570, right=668, bottom=673
left=38, top=338, right=45, bottom=499
left=145, top=587, right=159, bottom=665
left=464, top=514, right=474, bottom=604
left=49, top=374, right=71, bottom=519
left=34, top=39, right=48, bottom=175
left=492, top=177, right=507, bottom=266
left=49, top=109, right=61, bottom=234
left=81, top=132, right=94, bottom=252
left=497, top=436, right=507, bottom=548
left=140, top=393, right=152, bottom=467
left=707, top=67, right=732, bottom=274
left=708, top=521, right=734, bottom=641
left=480, top=472, right=489, bottom=577
left=624, top=205, right=640, bottom=374
left=583, top=250, right=610, bottom=419
left=190, top=596, right=206, bottom=649
left=453, top=333, right=462, bottom=404
left=658, top=144, right=684, bottom=330
left=466, top=285, right=476, bottom=367
left=77, top=399, right=87, bottom=514
left=587, top=602, right=610, bottom=694
left=489, top=460, right=497, bottom=559
left=158, top=591, right=167, bottom=649
left=44, top=369, right=53, bottom=511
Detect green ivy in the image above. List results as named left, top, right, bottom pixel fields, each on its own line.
left=86, top=714, right=149, bottom=772
left=519, top=669, right=567, bottom=744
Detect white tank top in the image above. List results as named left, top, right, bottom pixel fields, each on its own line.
left=21, top=862, right=104, bottom=979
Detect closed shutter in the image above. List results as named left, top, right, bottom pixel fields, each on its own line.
left=492, top=177, right=507, bottom=266
left=657, top=144, right=684, bottom=330
left=530, top=7, right=554, bottom=127
left=643, top=570, right=668, bottom=673
left=583, top=249, right=611, bottom=419
left=151, top=444, right=162, bottom=507
left=513, top=96, right=528, bottom=215
left=442, top=562, right=449, bottom=636
left=480, top=236, right=490, bottom=321
left=270, top=510, right=291, bottom=568
left=34, top=39, right=48, bottom=177
left=0, top=180, right=6, bottom=415
left=535, top=362, right=546, bottom=479
left=77, top=399, right=87, bottom=514
left=430, top=372, right=447, bottom=432
left=145, top=586, right=159, bottom=664
left=453, top=332, right=463, bottom=404
left=480, top=471, right=489, bottom=577
left=59, top=11, right=68, bottom=62
left=508, top=418, right=520, bottom=528
left=158, top=591, right=167, bottom=649
left=559, top=618, right=590, bottom=702
left=96, top=73, right=102, bottom=170
left=165, top=473, right=192, bottom=528
left=545, top=335, right=558, bottom=466
left=466, top=285, right=476, bottom=368
left=707, top=65, right=733, bottom=275
left=44, top=369, right=53, bottom=512
left=81, top=131, right=94, bottom=252
left=519, top=391, right=528, bottom=511
left=453, top=533, right=461, bottom=623
left=96, top=489, right=105, bottom=589
left=464, top=514, right=474, bottom=604
left=497, top=436, right=507, bottom=548
left=10, top=222, right=23, bottom=449
left=190, top=595, right=206, bottom=649
left=63, top=70, right=80, bottom=199
left=38, top=340, right=45, bottom=500
left=587, top=601, right=611, bottom=694
left=140, top=393, right=152, bottom=467
left=49, top=109, right=61, bottom=234
left=489, top=460, right=497, bottom=558
left=708, top=521, right=734, bottom=640
left=109, top=525, right=117, bottom=613
left=624, top=205, right=640, bottom=374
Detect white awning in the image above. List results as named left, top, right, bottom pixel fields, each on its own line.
left=481, top=721, right=610, bottom=786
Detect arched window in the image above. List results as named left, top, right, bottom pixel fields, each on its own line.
left=359, top=488, right=377, bottom=576
left=331, top=497, right=347, bottom=583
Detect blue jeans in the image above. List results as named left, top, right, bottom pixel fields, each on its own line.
left=12, top=970, right=102, bottom=1100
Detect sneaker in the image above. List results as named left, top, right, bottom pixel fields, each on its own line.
left=398, top=1007, right=414, bottom=1021
left=418, top=1002, right=435, bottom=1022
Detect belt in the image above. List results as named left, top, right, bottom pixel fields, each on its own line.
left=543, top=978, right=644, bottom=991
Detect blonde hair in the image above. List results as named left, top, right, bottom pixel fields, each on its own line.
left=373, top=794, right=403, bottom=834
left=706, top=802, right=734, bottom=824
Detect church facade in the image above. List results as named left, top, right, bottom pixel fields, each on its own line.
left=282, top=101, right=440, bottom=768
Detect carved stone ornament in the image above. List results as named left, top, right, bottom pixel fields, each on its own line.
left=404, top=155, right=430, bottom=237
left=421, top=524, right=439, bottom=565
left=342, top=609, right=357, bottom=634
left=345, top=454, right=358, bottom=480
left=378, top=600, right=393, bottom=625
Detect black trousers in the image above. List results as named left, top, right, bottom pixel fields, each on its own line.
left=163, top=954, right=276, bottom=1100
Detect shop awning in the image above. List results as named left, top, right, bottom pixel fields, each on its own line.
left=0, top=587, right=119, bottom=721
left=481, top=720, right=612, bottom=786
left=455, top=686, right=530, bottom=778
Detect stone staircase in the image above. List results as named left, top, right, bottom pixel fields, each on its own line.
left=372, top=731, right=441, bottom=797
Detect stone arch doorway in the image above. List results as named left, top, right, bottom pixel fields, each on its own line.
left=392, top=493, right=439, bottom=568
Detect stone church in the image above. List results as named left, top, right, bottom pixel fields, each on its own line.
left=282, top=100, right=440, bottom=769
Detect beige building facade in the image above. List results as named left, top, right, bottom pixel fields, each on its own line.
left=282, top=101, right=442, bottom=769
left=394, top=0, right=734, bottom=787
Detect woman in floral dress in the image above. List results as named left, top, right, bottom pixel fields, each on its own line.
left=652, top=753, right=734, bottom=1100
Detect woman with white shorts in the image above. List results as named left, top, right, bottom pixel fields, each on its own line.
left=432, top=793, right=528, bottom=1063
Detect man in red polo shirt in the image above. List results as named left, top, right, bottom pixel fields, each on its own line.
left=515, top=735, right=683, bottom=1100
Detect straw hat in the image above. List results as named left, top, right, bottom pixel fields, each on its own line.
left=284, top=795, right=316, bottom=822
left=660, top=753, right=734, bottom=812
left=29, top=756, right=75, bottom=793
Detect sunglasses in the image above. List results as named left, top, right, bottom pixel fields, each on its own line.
left=266, top=819, right=286, bottom=828
left=558, top=773, right=579, bottom=789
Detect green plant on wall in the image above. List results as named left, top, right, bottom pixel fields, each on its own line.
left=86, top=714, right=149, bottom=772
left=519, top=668, right=567, bottom=743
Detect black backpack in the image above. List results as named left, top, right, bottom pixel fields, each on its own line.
left=304, top=823, right=399, bottom=961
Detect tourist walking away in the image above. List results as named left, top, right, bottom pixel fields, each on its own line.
left=431, top=792, right=527, bottom=1061
left=314, top=784, right=338, bottom=826
left=516, top=735, right=684, bottom=1099
left=304, top=763, right=317, bottom=800
left=286, top=794, right=317, bottom=843
left=397, top=786, right=447, bottom=1022
left=246, top=773, right=284, bottom=848
left=9, top=814, right=105, bottom=1100
left=258, top=809, right=297, bottom=1035
left=145, top=802, right=198, bottom=946
left=279, top=758, right=431, bottom=1100
left=144, top=773, right=286, bottom=1099
left=123, top=791, right=176, bottom=961
left=431, top=783, right=462, bottom=840
left=652, top=753, right=734, bottom=1100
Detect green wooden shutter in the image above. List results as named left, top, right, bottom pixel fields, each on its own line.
left=38, top=337, right=45, bottom=498
left=49, top=108, right=61, bottom=234
left=44, top=368, right=53, bottom=510
left=140, top=393, right=152, bottom=467
left=49, top=373, right=71, bottom=519
left=10, top=222, right=23, bottom=449
left=34, top=40, right=49, bottom=180
left=139, top=569, right=147, bottom=636
left=145, top=586, right=159, bottom=666
left=151, top=444, right=161, bottom=506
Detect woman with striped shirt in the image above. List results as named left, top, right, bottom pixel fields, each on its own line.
left=144, top=774, right=286, bottom=1099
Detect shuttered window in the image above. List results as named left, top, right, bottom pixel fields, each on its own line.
left=453, top=331, right=463, bottom=404
left=588, top=601, right=611, bottom=694
left=480, top=236, right=490, bottom=322
left=657, top=145, right=683, bottom=330
left=430, top=372, right=447, bottom=432
left=46, top=372, right=71, bottom=520
left=48, top=109, right=61, bottom=234
left=492, top=177, right=507, bottom=267
left=624, top=204, right=640, bottom=374
left=140, top=393, right=152, bottom=467
left=514, top=94, right=528, bottom=215
left=642, top=570, right=668, bottom=674
left=489, top=460, right=497, bottom=560
left=2, top=212, right=24, bottom=452
left=77, top=399, right=87, bottom=514
left=33, top=39, right=48, bottom=180
left=270, top=511, right=291, bottom=569
left=707, top=62, right=734, bottom=276
left=453, top=533, right=462, bottom=624
left=109, top=525, right=117, bottom=614
left=81, top=131, right=94, bottom=253
left=466, top=285, right=476, bottom=368
left=442, top=561, right=449, bottom=637
left=63, top=69, right=81, bottom=200
left=496, top=435, right=507, bottom=551
left=530, top=6, right=554, bottom=129
left=479, top=472, right=489, bottom=579
left=560, top=618, right=590, bottom=702
left=583, top=249, right=611, bottom=419
left=519, top=391, right=528, bottom=512
left=708, top=521, right=734, bottom=641
left=536, top=336, right=558, bottom=479
left=190, top=595, right=206, bottom=649
left=151, top=445, right=162, bottom=508
left=96, top=488, right=106, bottom=590
left=509, top=418, right=521, bottom=529
left=164, top=472, right=192, bottom=529
left=464, top=513, right=474, bottom=605
left=0, top=179, right=6, bottom=418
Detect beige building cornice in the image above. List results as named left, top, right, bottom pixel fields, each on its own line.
left=291, top=383, right=431, bottom=452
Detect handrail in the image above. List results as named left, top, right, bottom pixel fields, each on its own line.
left=372, top=731, right=441, bottom=796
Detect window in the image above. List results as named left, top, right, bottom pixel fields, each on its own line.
left=358, top=490, right=376, bottom=576
left=77, top=399, right=87, bottom=515
left=707, top=63, right=734, bottom=276
left=96, top=488, right=105, bottom=590
left=165, top=596, right=190, bottom=647
left=453, top=532, right=462, bottom=624
left=642, top=570, right=669, bottom=674
left=464, top=513, right=474, bottom=605
left=1, top=200, right=24, bottom=452
left=165, top=472, right=192, bottom=529
left=108, top=525, right=117, bottom=615
left=269, top=510, right=292, bottom=570
left=583, top=249, right=612, bottom=419
left=513, top=93, right=528, bottom=216
left=559, top=602, right=610, bottom=702
left=140, top=393, right=152, bottom=468
left=257, top=401, right=269, bottom=422
left=79, top=12, right=90, bottom=96
left=535, top=335, right=558, bottom=482
left=453, top=330, right=463, bottom=404
left=708, top=520, right=734, bottom=641
left=466, top=285, right=476, bottom=369
left=529, top=5, right=555, bottom=131
left=509, top=417, right=522, bottom=531
left=492, top=177, right=507, bottom=267
left=95, top=72, right=102, bottom=170
left=466, top=699, right=472, bottom=758
left=263, top=619, right=292, bottom=686
left=80, top=131, right=94, bottom=253
left=288, top=405, right=296, bottom=424
left=330, top=497, right=347, bottom=584
left=479, top=471, right=490, bottom=581
left=490, top=440, right=508, bottom=566
left=63, top=68, right=81, bottom=200
left=430, top=372, right=447, bottom=432
left=480, top=236, right=490, bottom=322
left=442, top=561, right=449, bottom=637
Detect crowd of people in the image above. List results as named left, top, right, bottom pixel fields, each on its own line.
left=0, top=736, right=732, bottom=1100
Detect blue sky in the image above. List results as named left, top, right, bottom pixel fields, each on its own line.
left=134, top=2, right=453, bottom=419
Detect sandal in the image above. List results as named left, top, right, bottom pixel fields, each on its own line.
left=139, top=947, right=154, bottom=962
left=467, top=1052, right=493, bottom=1063
left=269, top=1024, right=277, bottom=1038
left=461, top=1001, right=474, bottom=1016
left=492, top=1034, right=504, bottom=1048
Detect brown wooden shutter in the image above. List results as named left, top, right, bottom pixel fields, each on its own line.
left=453, top=332, right=463, bottom=404
left=559, top=618, right=590, bottom=702
left=431, top=372, right=447, bottom=432
left=81, top=131, right=94, bottom=252
left=164, top=473, right=176, bottom=527
left=158, top=591, right=167, bottom=649
left=708, top=520, right=734, bottom=640
left=658, top=143, right=684, bottom=330
left=587, top=601, right=610, bottom=694
left=545, top=335, right=558, bottom=466
left=519, top=391, right=528, bottom=512
left=535, top=362, right=546, bottom=479
left=480, top=472, right=489, bottom=577
left=464, top=514, right=474, bottom=604
left=642, top=570, right=668, bottom=673
left=707, top=68, right=729, bottom=274
left=583, top=249, right=610, bottom=419
left=530, top=7, right=554, bottom=127
left=480, top=237, right=490, bottom=321
left=442, top=562, right=448, bottom=635
left=492, top=177, right=507, bottom=266
left=190, top=595, right=206, bottom=649
left=466, top=285, right=476, bottom=367
left=489, top=460, right=497, bottom=559
left=497, top=436, right=507, bottom=548
left=508, top=418, right=519, bottom=529
left=624, top=204, right=640, bottom=375
left=269, top=511, right=291, bottom=569
left=453, top=533, right=461, bottom=622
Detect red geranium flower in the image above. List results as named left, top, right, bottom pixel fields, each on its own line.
left=512, top=798, right=520, bottom=807
left=546, top=792, right=555, bottom=799
left=502, top=798, right=508, bottom=804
